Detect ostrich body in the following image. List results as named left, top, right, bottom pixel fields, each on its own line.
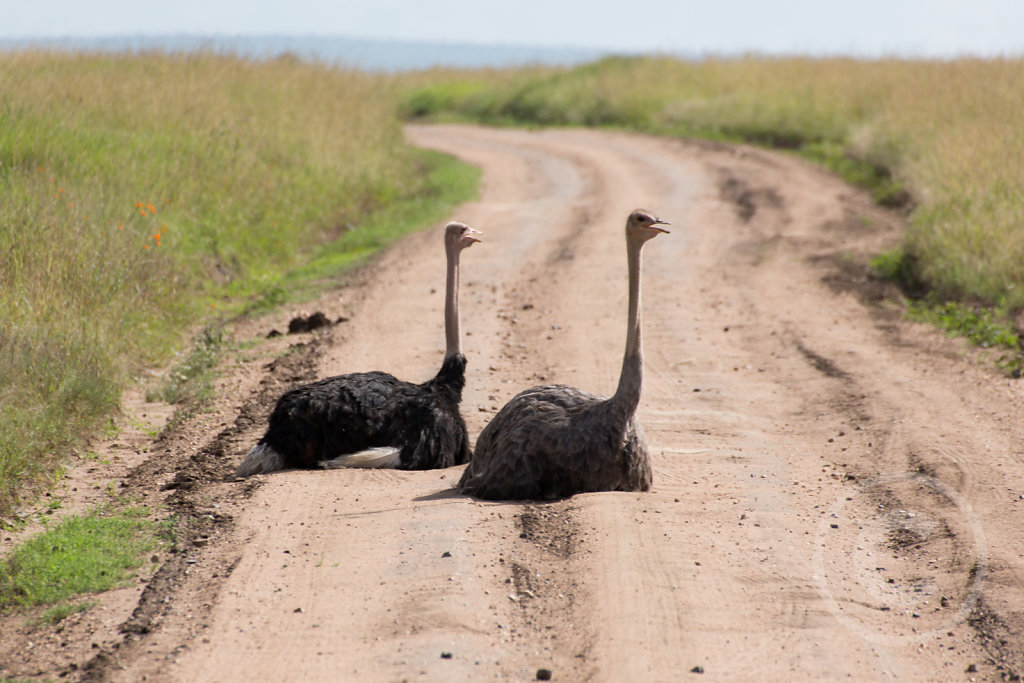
left=236, top=222, right=481, bottom=477
left=458, top=210, right=668, bottom=500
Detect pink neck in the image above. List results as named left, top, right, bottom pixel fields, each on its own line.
left=444, top=244, right=462, bottom=357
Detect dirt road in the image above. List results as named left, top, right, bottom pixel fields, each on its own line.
left=4, top=125, right=1023, bottom=681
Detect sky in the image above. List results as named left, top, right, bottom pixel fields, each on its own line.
left=3, top=0, right=1023, bottom=59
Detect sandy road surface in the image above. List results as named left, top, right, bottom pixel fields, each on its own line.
left=3, top=125, right=1022, bottom=682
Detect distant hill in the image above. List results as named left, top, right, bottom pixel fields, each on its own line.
left=0, top=34, right=611, bottom=71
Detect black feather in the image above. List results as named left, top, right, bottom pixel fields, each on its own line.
left=252, top=353, right=470, bottom=471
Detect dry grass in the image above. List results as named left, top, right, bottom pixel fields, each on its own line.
left=401, top=55, right=1024, bottom=308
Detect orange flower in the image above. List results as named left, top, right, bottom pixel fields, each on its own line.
left=136, top=202, right=143, bottom=208
left=146, top=203, right=156, bottom=214
left=144, top=244, right=150, bottom=250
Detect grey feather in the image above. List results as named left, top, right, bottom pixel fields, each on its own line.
left=458, top=210, right=667, bottom=500
left=459, top=385, right=652, bottom=500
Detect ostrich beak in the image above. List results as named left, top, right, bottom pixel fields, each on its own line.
left=464, top=227, right=483, bottom=243
left=649, top=218, right=670, bottom=234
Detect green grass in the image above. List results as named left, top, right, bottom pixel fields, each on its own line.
left=0, top=506, right=164, bottom=609
left=0, top=51, right=478, bottom=519
left=871, top=249, right=1024, bottom=376
left=906, top=300, right=1020, bottom=349
left=904, top=299, right=1023, bottom=377
left=398, top=55, right=1024, bottom=313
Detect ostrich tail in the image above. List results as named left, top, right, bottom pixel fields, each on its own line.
left=319, top=446, right=402, bottom=470
left=235, top=442, right=285, bottom=478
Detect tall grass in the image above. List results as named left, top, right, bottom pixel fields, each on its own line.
left=400, top=56, right=1024, bottom=310
left=0, top=51, right=475, bottom=518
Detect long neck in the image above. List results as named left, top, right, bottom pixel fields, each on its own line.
left=611, top=237, right=645, bottom=412
left=444, top=244, right=462, bottom=357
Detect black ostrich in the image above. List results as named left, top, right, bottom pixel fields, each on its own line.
left=235, top=221, right=482, bottom=476
left=458, top=210, right=668, bottom=500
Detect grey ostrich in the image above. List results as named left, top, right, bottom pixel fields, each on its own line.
left=235, top=221, right=482, bottom=477
left=459, top=209, right=668, bottom=500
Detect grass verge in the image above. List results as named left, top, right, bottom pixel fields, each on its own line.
left=871, top=250, right=1024, bottom=376
left=0, top=505, right=166, bottom=617
left=906, top=300, right=1023, bottom=377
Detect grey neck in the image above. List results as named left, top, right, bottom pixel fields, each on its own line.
left=611, top=237, right=645, bottom=413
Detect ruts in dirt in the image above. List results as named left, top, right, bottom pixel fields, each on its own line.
left=3, top=125, right=1021, bottom=682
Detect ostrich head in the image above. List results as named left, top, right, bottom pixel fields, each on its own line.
left=445, top=221, right=482, bottom=251
left=627, top=209, right=670, bottom=243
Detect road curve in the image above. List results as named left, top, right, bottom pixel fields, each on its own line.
left=157, top=125, right=1024, bottom=682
